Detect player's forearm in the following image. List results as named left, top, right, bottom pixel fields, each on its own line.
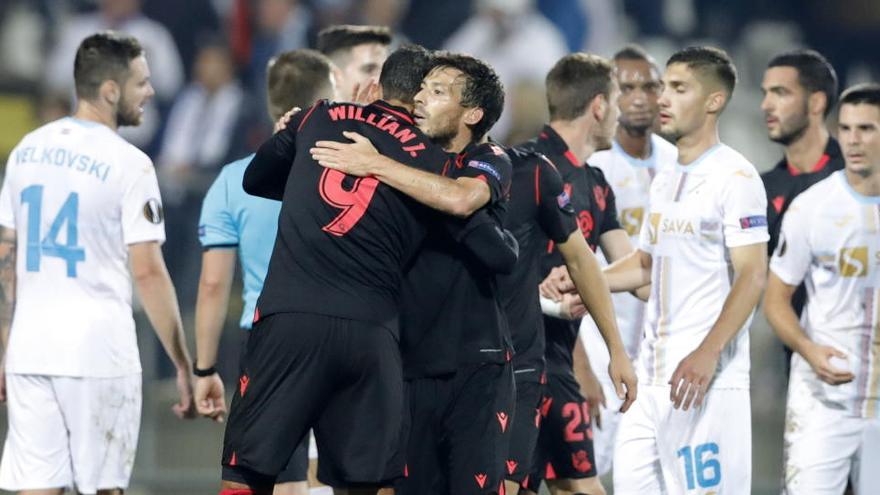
left=764, top=275, right=812, bottom=356
left=194, top=266, right=234, bottom=369
left=369, top=155, right=486, bottom=217
left=451, top=211, right=518, bottom=274
left=0, top=228, right=15, bottom=352
left=133, top=263, right=192, bottom=370
left=558, top=232, right=625, bottom=354
left=701, top=260, right=767, bottom=355
left=603, top=249, right=651, bottom=293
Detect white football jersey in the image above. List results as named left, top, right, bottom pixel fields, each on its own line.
left=585, top=135, right=678, bottom=358
left=771, top=171, right=880, bottom=417
left=637, top=143, right=768, bottom=388
left=0, top=117, right=165, bottom=377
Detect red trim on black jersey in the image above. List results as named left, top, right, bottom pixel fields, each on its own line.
left=786, top=153, right=830, bottom=176
left=297, top=101, right=322, bottom=132
left=563, top=150, right=583, bottom=168
left=373, top=103, right=414, bottom=125
left=534, top=164, right=541, bottom=205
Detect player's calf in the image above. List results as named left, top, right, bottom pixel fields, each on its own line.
left=547, top=477, right=606, bottom=495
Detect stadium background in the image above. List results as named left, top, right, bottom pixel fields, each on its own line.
left=0, top=0, right=878, bottom=493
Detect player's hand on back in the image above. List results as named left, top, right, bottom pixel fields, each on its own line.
left=274, top=107, right=302, bottom=134
left=801, top=341, right=855, bottom=385
left=195, top=374, right=228, bottom=423
left=310, top=131, right=379, bottom=177
left=608, top=350, right=638, bottom=414
left=172, top=367, right=197, bottom=420
left=669, top=345, right=719, bottom=411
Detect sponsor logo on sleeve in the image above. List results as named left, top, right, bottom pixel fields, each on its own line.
left=739, top=215, right=767, bottom=229
left=467, top=160, right=502, bottom=182
left=143, top=198, right=164, bottom=224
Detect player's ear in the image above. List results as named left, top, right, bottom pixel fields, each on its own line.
left=463, top=106, right=484, bottom=127
left=590, top=93, right=607, bottom=123
left=705, top=90, right=726, bottom=115
left=99, top=79, right=120, bottom=106
left=808, top=90, right=827, bottom=117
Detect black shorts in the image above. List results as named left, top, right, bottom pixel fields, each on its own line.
left=523, top=372, right=597, bottom=492
left=396, top=362, right=515, bottom=495
left=505, top=374, right=543, bottom=484
left=222, top=312, right=405, bottom=488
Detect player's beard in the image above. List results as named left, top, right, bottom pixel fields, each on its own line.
left=619, top=118, right=652, bottom=138
left=116, top=91, right=143, bottom=127
left=423, top=119, right=459, bottom=150
left=769, top=102, right=809, bottom=146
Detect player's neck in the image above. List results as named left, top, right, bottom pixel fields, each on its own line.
left=445, top=130, right=476, bottom=154
left=616, top=126, right=652, bottom=159
left=73, top=100, right=117, bottom=131
left=675, top=120, right=719, bottom=165
left=549, top=120, right=594, bottom=164
left=845, top=168, right=880, bottom=197
left=784, top=124, right=829, bottom=173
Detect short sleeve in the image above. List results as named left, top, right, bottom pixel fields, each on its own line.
left=198, top=167, right=239, bottom=248
left=0, top=153, right=15, bottom=229
left=457, top=144, right=512, bottom=204
left=593, top=169, right=622, bottom=234
left=536, top=155, right=577, bottom=243
left=769, top=200, right=811, bottom=287
left=721, top=167, right=770, bottom=248
left=121, top=155, right=165, bottom=245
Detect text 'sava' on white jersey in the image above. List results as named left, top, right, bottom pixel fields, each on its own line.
left=0, top=117, right=165, bottom=377
left=636, top=143, right=768, bottom=389
left=771, top=170, right=880, bottom=417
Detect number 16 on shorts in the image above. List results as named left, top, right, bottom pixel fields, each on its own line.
left=677, top=442, right=721, bottom=491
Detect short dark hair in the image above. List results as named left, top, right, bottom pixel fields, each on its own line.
left=614, top=44, right=655, bottom=65
left=317, top=25, right=392, bottom=59
left=768, top=49, right=839, bottom=117
left=379, top=44, right=433, bottom=105
left=429, top=52, right=504, bottom=142
left=839, top=83, right=880, bottom=110
left=266, top=49, right=333, bottom=121
left=545, top=53, right=614, bottom=121
left=667, top=46, right=737, bottom=98
left=73, top=31, right=144, bottom=100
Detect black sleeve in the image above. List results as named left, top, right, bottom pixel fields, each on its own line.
left=242, top=104, right=311, bottom=200
left=593, top=167, right=622, bottom=234
left=536, top=155, right=578, bottom=243
left=443, top=209, right=519, bottom=274
left=456, top=145, right=513, bottom=204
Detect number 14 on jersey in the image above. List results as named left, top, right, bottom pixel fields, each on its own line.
left=21, top=185, right=85, bottom=277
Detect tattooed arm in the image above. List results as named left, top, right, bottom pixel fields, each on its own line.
left=0, top=227, right=15, bottom=402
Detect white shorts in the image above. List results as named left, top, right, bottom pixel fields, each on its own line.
left=0, top=373, right=142, bottom=494
left=613, top=385, right=751, bottom=494
left=784, top=372, right=880, bottom=494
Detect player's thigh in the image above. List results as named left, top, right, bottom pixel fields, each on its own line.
left=784, top=380, right=859, bottom=495
left=592, top=379, right=624, bottom=477
left=506, top=377, right=543, bottom=483
left=537, top=374, right=598, bottom=482
left=612, top=386, right=663, bottom=495
left=445, top=362, right=515, bottom=495
left=315, top=320, right=405, bottom=487
left=656, top=387, right=750, bottom=495
left=224, top=313, right=340, bottom=479
left=852, top=418, right=880, bottom=495
left=53, top=374, right=142, bottom=493
left=0, top=374, right=72, bottom=491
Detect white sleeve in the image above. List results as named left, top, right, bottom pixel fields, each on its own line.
left=0, top=153, right=15, bottom=229
left=722, top=167, right=770, bottom=248
left=769, top=201, right=811, bottom=286
left=121, top=154, right=165, bottom=245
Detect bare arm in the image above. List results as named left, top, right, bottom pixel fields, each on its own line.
left=598, top=229, right=651, bottom=301
left=572, top=336, right=606, bottom=428
left=556, top=231, right=637, bottom=411
left=0, top=227, right=14, bottom=352
left=764, top=271, right=854, bottom=385
left=194, top=249, right=236, bottom=370
left=670, top=242, right=767, bottom=410
left=310, top=131, right=490, bottom=217
left=129, top=241, right=194, bottom=418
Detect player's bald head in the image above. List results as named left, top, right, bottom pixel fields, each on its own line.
left=667, top=46, right=737, bottom=107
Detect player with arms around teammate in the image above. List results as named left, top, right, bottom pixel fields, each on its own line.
left=0, top=31, right=194, bottom=494
left=317, top=25, right=391, bottom=101
left=764, top=83, right=880, bottom=495
left=605, top=47, right=768, bottom=494
left=579, top=44, right=677, bottom=478
left=193, top=49, right=338, bottom=495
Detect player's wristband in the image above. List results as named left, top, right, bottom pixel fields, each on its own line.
left=540, top=295, right=566, bottom=319
left=193, top=362, right=218, bottom=377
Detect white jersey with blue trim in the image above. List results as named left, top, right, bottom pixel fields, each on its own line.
left=0, top=117, right=165, bottom=377
left=771, top=170, right=880, bottom=417
left=584, top=134, right=678, bottom=359
left=637, top=143, right=768, bottom=388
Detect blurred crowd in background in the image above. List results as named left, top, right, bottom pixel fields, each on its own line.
left=0, top=0, right=879, bottom=492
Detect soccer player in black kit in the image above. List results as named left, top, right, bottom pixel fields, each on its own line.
left=516, top=53, right=638, bottom=495
left=220, top=46, right=516, bottom=495
left=312, top=53, right=519, bottom=495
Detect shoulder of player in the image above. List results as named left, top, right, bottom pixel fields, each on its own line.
left=787, top=172, right=843, bottom=214
left=712, top=145, right=763, bottom=181
left=466, top=142, right=512, bottom=169
left=585, top=163, right=611, bottom=185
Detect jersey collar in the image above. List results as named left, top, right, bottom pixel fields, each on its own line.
left=837, top=170, right=880, bottom=204
left=538, top=124, right=584, bottom=168
left=775, top=137, right=843, bottom=176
